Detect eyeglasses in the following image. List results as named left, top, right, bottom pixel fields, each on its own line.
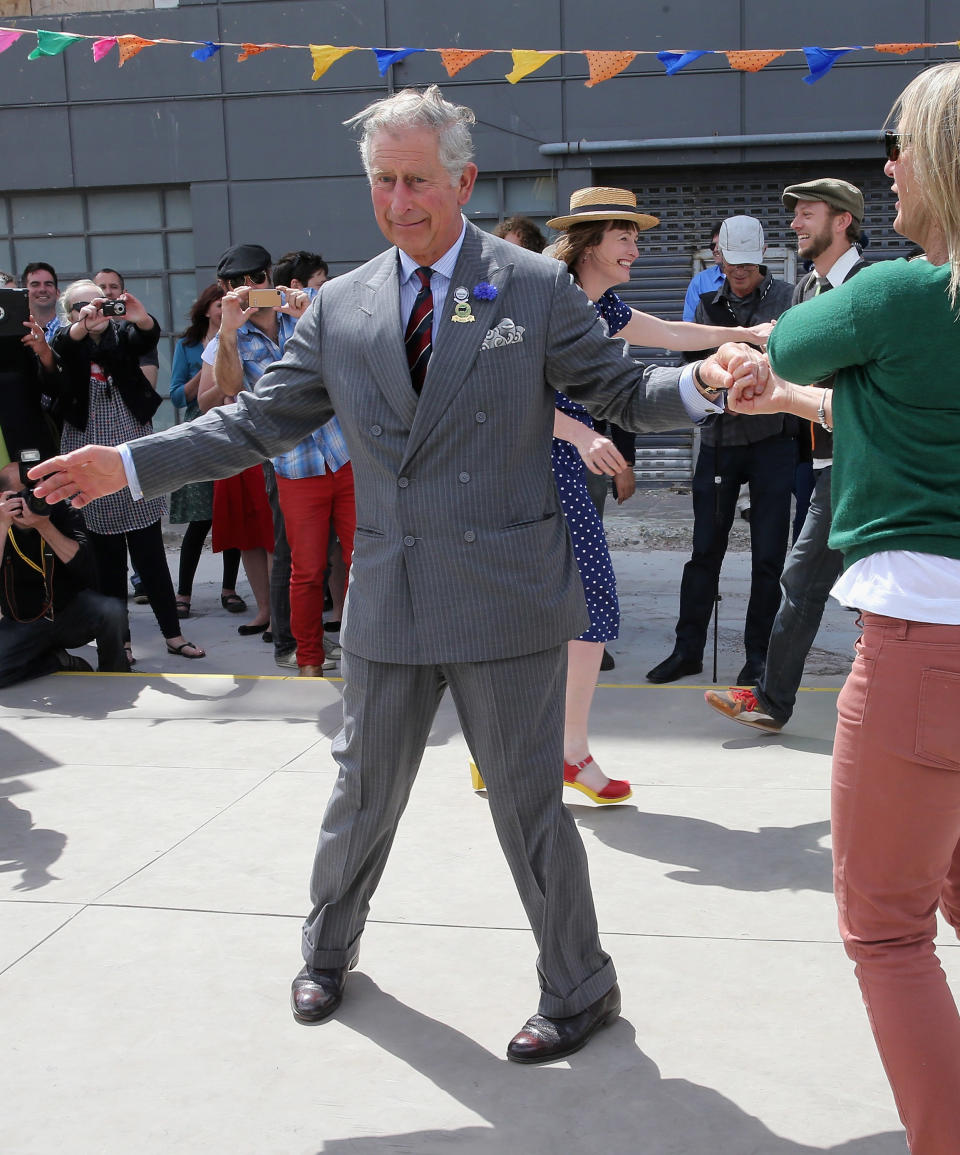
left=709, top=241, right=719, bottom=251
left=884, top=131, right=908, bottom=162
left=69, top=301, right=92, bottom=311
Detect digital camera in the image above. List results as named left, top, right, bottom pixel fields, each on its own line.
left=17, top=449, right=48, bottom=516
left=100, top=299, right=126, bottom=317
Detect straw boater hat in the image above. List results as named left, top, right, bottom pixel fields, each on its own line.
left=546, top=186, right=659, bottom=232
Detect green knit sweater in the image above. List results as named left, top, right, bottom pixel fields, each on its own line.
left=767, top=258, right=960, bottom=568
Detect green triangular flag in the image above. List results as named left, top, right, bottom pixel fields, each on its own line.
left=28, top=30, right=83, bottom=59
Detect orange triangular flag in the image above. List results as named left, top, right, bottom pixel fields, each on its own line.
left=439, top=49, right=490, bottom=77
left=238, top=42, right=281, bottom=63
left=874, top=43, right=929, bottom=55
left=725, top=49, right=786, bottom=72
left=117, top=35, right=156, bottom=67
left=505, top=49, right=560, bottom=84
left=583, top=50, right=637, bottom=87
left=309, top=44, right=355, bottom=81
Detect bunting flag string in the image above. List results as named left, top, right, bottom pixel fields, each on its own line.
left=0, top=24, right=956, bottom=87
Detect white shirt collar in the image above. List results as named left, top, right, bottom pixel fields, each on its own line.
left=398, top=216, right=467, bottom=283
left=822, top=245, right=862, bottom=288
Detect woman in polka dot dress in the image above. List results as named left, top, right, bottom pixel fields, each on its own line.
left=543, top=188, right=772, bottom=803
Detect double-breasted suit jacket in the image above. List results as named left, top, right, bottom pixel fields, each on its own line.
left=130, top=223, right=691, bottom=664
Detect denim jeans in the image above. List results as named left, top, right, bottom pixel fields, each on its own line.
left=754, top=466, right=843, bottom=724
left=0, top=588, right=127, bottom=687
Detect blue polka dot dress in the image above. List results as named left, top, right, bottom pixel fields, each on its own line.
left=552, top=290, right=632, bottom=643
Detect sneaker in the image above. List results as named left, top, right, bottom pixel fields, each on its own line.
left=322, top=653, right=337, bottom=671
left=322, top=634, right=342, bottom=661
left=56, top=649, right=94, bottom=673
left=703, top=687, right=782, bottom=732
left=130, top=581, right=149, bottom=606
left=275, top=649, right=299, bottom=670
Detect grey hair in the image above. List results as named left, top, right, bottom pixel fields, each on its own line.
left=344, top=85, right=476, bottom=185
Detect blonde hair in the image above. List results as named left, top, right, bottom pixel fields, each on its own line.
left=889, top=62, right=960, bottom=305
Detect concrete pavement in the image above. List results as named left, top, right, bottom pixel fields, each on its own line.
left=0, top=503, right=932, bottom=1153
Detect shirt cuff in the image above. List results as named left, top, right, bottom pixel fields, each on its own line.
left=118, top=443, right=143, bottom=501
left=679, top=362, right=725, bottom=422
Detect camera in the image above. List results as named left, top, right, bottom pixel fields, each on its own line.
left=247, top=288, right=282, bottom=308
left=100, top=299, right=126, bottom=317
left=17, top=449, right=48, bottom=517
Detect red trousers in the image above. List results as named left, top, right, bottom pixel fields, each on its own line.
left=833, top=611, right=960, bottom=1154
left=276, top=465, right=355, bottom=666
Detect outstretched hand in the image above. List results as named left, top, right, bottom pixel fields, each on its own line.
left=28, top=446, right=127, bottom=509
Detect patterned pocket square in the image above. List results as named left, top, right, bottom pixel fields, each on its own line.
left=481, top=318, right=525, bottom=350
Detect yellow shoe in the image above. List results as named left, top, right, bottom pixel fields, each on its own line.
left=469, top=762, right=486, bottom=790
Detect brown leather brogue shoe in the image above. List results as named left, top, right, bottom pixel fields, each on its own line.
left=506, top=983, right=621, bottom=1064
left=298, top=665, right=325, bottom=678
left=290, top=965, right=349, bottom=1024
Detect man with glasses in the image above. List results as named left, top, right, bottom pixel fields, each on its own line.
left=648, top=214, right=795, bottom=686
left=682, top=222, right=725, bottom=321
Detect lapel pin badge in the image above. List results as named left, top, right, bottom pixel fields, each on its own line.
left=451, top=286, right=475, bottom=324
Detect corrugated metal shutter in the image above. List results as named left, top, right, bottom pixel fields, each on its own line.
left=596, top=159, right=903, bottom=483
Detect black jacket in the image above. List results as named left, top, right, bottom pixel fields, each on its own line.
left=50, top=318, right=162, bottom=432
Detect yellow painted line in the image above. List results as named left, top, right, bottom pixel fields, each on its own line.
left=54, top=670, right=344, bottom=683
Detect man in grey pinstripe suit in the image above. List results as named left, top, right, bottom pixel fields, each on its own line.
left=32, top=86, right=757, bottom=1063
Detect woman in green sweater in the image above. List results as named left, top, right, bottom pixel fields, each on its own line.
left=727, top=63, right=960, bottom=1155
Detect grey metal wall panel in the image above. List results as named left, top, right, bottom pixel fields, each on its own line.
left=70, top=99, right=228, bottom=186
left=0, top=106, right=74, bottom=189
left=222, top=91, right=375, bottom=180
left=190, top=181, right=231, bottom=275
left=743, top=63, right=922, bottom=135
left=564, top=71, right=744, bottom=145
left=227, top=176, right=381, bottom=267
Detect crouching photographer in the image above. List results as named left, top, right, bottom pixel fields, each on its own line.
left=0, top=454, right=127, bottom=687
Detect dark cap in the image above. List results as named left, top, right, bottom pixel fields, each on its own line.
left=216, top=243, right=272, bottom=279
left=782, top=178, right=864, bottom=226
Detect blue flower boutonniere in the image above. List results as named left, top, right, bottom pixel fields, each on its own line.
left=473, top=281, right=497, bottom=301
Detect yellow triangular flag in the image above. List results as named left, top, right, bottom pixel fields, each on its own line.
left=505, top=49, right=560, bottom=84
left=309, top=44, right=355, bottom=81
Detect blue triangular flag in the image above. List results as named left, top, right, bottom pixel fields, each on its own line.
left=191, top=41, right=222, bottom=62
left=373, top=47, right=424, bottom=76
left=802, top=46, right=861, bottom=84
left=656, top=50, right=710, bottom=76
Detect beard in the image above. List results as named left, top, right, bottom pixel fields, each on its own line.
left=797, top=225, right=834, bottom=262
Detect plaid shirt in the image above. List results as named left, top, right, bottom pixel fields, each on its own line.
left=203, top=296, right=348, bottom=479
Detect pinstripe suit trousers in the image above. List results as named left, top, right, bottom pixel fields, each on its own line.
left=301, top=646, right=616, bottom=1018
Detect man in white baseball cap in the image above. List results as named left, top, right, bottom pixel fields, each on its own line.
left=648, top=213, right=796, bottom=687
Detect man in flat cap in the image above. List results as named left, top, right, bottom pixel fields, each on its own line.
left=705, top=177, right=869, bottom=732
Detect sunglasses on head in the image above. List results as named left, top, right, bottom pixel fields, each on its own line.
left=884, top=131, right=907, bottom=162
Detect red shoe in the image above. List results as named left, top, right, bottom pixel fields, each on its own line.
left=703, top=687, right=782, bottom=732
left=563, top=755, right=632, bottom=805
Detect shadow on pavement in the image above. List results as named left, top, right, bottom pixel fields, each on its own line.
left=318, top=977, right=902, bottom=1154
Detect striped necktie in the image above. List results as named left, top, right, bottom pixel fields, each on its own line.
left=404, top=266, right=434, bottom=394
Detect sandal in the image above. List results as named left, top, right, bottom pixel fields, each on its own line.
left=166, top=640, right=206, bottom=660
left=175, top=597, right=191, bottom=620
left=124, top=643, right=136, bottom=667
left=220, top=592, right=247, bottom=614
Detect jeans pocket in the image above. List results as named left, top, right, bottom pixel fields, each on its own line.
left=916, top=668, right=960, bottom=770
